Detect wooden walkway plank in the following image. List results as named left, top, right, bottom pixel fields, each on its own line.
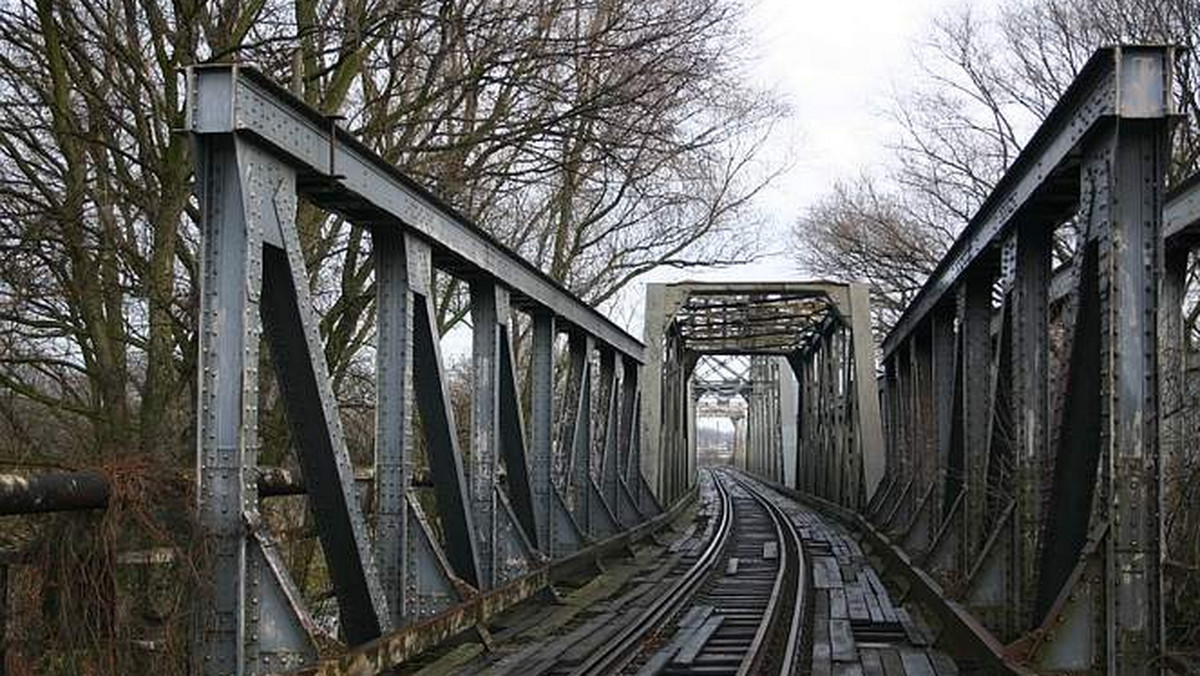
left=860, top=648, right=887, bottom=676
left=878, top=648, right=906, bottom=676
left=898, top=647, right=938, bottom=676
left=813, top=556, right=843, bottom=589
left=844, top=582, right=871, bottom=621
left=750, top=479, right=964, bottom=676
left=829, top=587, right=848, bottom=619
left=829, top=618, right=858, bottom=662
left=833, top=663, right=866, bottom=676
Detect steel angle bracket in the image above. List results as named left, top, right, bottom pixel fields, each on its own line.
left=923, top=491, right=966, bottom=589
left=1025, top=525, right=1109, bottom=673
left=405, top=494, right=472, bottom=622
left=581, top=477, right=621, bottom=539
left=614, top=478, right=644, bottom=527
left=493, top=486, right=540, bottom=585
left=549, top=486, right=587, bottom=556
left=635, top=475, right=665, bottom=517
left=880, top=478, right=915, bottom=534
left=963, top=502, right=1017, bottom=639
left=899, top=481, right=938, bottom=558
left=866, top=476, right=898, bottom=523
left=245, top=524, right=321, bottom=671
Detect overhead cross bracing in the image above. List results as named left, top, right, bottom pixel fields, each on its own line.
left=691, top=354, right=751, bottom=400
left=670, top=288, right=843, bottom=354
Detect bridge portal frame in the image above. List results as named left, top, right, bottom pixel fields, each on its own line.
left=642, top=281, right=884, bottom=510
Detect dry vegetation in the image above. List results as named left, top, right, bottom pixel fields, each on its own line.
left=0, top=0, right=781, bottom=672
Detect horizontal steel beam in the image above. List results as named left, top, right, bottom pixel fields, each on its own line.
left=185, top=64, right=642, bottom=361
left=1164, top=171, right=1200, bottom=242
left=882, top=45, right=1176, bottom=358
left=0, top=469, right=376, bottom=514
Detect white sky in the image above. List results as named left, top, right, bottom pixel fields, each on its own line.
left=610, top=0, right=967, bottom=337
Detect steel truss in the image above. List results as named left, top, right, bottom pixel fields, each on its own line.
left=642, top=282, right=883, bottom=510
left=185, top=64, right=661, bottom=675
left=865, top=45, right=1178, bottom=674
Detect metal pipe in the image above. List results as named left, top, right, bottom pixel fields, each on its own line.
left=0, top=468, right=394, bottom=515
left=0, top=471, right=110, bottom=515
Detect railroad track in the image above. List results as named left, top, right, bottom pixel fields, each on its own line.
left=563, top=468, right=806, bottom=676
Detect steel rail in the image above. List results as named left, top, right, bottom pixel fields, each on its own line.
left=568, top=468, right=807, bottom=676
left=566, top=470, right=735, bottom=676
left=725, top=469, right=807, bottom=676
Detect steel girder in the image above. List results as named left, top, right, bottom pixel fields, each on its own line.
left=186, top=65, right=658, bottom=675
left=868, top=45, right=1177, bottom=674
left=642, top=281, right=883, bottom=511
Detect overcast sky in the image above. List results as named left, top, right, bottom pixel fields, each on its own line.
left=444, top=0, right=972, bottom=355
left=612, top=0, right=966, bottom=336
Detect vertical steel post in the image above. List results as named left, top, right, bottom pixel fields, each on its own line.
left=530, top=312, right=555, bottom=550
left=617, top=358, right=639, bottom=494
left=913, top=327, right=935, bottom=513
left=931, top=304, right=957, bottom=532
left=1009, top=219, right=1050, bottom=635
left=195, top=134, right=261, bottom=675
left=882, top=359, right=900, bottom=511
left=569, top=333, right=593, bottom=509
left=194, top=135, right=319, bottom=672
left=1105, top=119, right=1166, bottom=673
left=599, top=350, right=620, bottom=507
left=896, top=342, right=914, bottom=510
left=374, top=230, right=410, bottom=624
left=959, top=271, right=993, bottom=559
left=470, top=281, right=500, bottom=589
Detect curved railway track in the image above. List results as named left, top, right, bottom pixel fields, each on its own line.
left=564, top=468, right=806, bottom=676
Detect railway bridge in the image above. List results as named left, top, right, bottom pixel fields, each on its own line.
left=1, top=44, right=1197, bottom=675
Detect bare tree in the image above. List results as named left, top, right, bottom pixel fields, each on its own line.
left=0, top=1, right=783, bottom=671
left=0, top=0, right=782, bottom=467
left=793, top=178, right=951, bottom=334
left=793, top=0, right=1200, bottom=339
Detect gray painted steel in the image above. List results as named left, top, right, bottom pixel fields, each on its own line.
left=186, top=64, right=642, bottom=361
left=185, top=63, right=656, bottom=675
left=642, top=281, right=884, bottom=509
left=882, top=46, right=1176, bottom=358
left=868, top=44, right=1176, bottom=675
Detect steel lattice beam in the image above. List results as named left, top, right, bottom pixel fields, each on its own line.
left=868, top=45, right=1177, bottom=675
left=184, top=63, right=660, bottom=676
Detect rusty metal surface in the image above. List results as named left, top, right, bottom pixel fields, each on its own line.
left=766, top=480, right=1035, bottom=676
left=282, top=487, right=696, bottom=676
left=0, top=471, right=111, bottom=515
